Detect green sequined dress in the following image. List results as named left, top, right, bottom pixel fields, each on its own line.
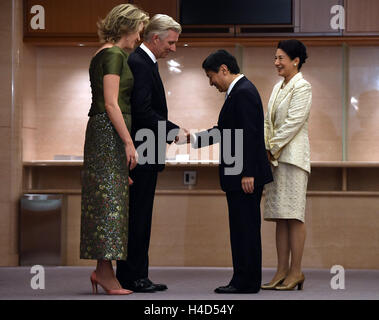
left=80, top=46, right=133, bottom=260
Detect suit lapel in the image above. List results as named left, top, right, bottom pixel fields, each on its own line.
left=135, top=46, right=155, bottom=68
left=218, top=77, right=246, bottom=125
left=152, top=64, right=165, bottom=97
left=279, top=72, right=303, bottom=100
left=135, top=47, right=166, bottom=103
left=266, top=82, right=281, bottom=128
left=217, top=99, right=229, bottom=125
left=268, top=72, right=303, bottom=128
left=267, top=82, right=281, bottom=114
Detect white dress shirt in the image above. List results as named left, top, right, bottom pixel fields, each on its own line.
left=140, top=42, right=157, bottom=64
left=225, top=74, right=244, bottom=99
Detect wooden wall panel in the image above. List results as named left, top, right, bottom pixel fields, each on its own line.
left=346, top=0, right=379, bottom=33
left=62, top=191, right=379, bottom=269
left=22, top=45, right=347, bottom=161
left=300, top=0, right=343, bottom=33
left=348, top=46, right=379, bottom=161
left=133, top=0, right=178, bottom=20
left=0, top=0, right=23, bottom=266
left=23, top=0, right=379, bottom=44
left=24, top=0, right=179, bottom=40
left=24, top=0, right=127, bottom=37
left=28, top=163, right=378, bottom=268
left=33, top=46, right=91, bottom=160
left=22, top=45, right=37, bottom=161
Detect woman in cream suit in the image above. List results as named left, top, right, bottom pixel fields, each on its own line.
left=262, top=40, right=311, bottom=291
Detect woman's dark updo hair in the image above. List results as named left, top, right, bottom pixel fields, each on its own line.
left=277, top=39, right=308, bottom=70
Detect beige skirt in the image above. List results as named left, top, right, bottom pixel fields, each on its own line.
left=263, top=162, right=308, bottom=223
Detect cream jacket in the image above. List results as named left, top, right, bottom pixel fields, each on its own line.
left=264, top=72, right=312, bottom=173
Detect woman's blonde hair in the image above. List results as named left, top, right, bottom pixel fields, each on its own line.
left=144, top=14, right=182, bottom=42
left=97, top=4, right=149, bottom=44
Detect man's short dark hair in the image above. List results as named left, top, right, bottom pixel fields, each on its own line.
left=202, top=49, right=240, bottom=74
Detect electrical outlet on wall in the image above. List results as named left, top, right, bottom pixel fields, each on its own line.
left=184, top=171, right=196, bottom=185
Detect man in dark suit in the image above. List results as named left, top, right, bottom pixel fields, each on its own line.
left=116, top=14, right=187, bottom=292
left=191, top=50, right=273, bottom=293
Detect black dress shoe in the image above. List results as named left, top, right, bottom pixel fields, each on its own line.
left=214, top=284, right=260, bottom=294
left=124, top=278, right=156, bottom=293
left=145, top=278, right=168, bottom=291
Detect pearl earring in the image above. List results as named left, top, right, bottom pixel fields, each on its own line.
left=294, top=64, right=297, bottom=66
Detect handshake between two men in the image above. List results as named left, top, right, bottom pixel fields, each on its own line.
left=167, top=47, right=273, bottom=198
left=174, top=127, right=192, bottom=145
left=173, top=126, right=256, bottom=195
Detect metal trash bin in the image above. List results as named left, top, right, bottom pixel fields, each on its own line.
left=19, top=194, right=62, bottom=266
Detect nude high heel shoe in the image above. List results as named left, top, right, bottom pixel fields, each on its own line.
left=275, top=273, right=305, bottom=291
left=90, top=271, right=133, bottom=295
left=261, top=276, right=286, bottom=290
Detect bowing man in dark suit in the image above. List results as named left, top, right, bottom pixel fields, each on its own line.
left=116, top=14, right=188, bottom=292
left=192, top=50, right=273, bottom=293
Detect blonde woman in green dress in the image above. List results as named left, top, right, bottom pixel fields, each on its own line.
left=80, top=4, right=148, bottom=295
